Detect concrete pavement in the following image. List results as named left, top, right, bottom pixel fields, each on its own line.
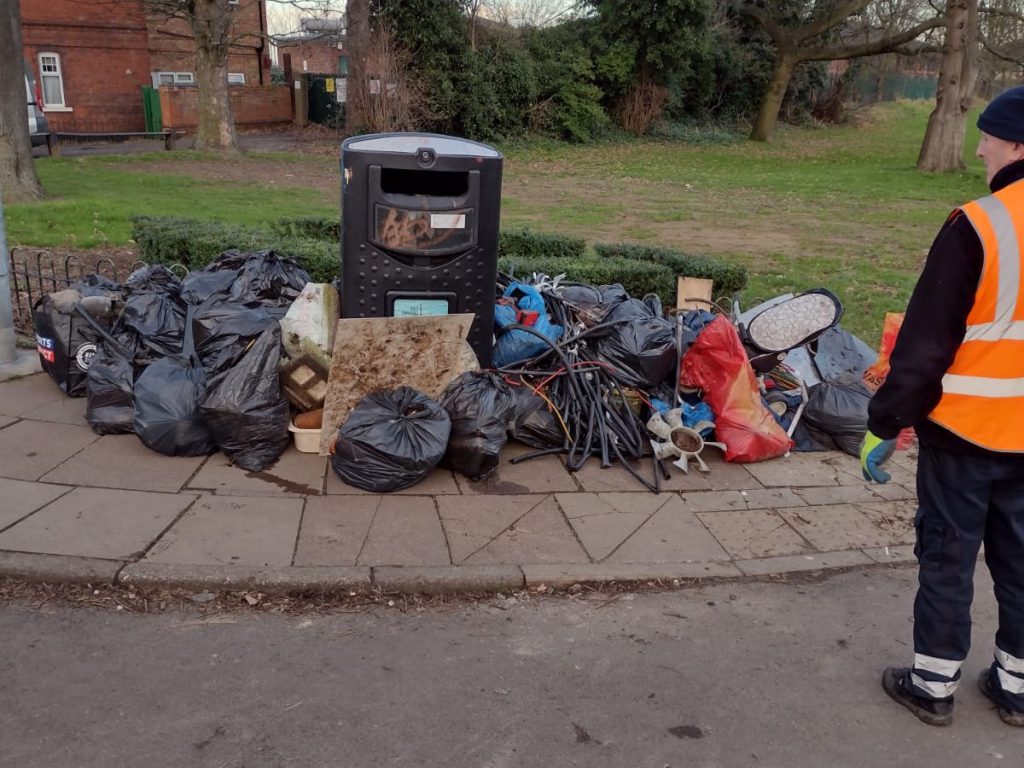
left=0, top=373, right=922, bottom=595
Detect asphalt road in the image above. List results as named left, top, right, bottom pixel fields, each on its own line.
left=1, top=565, right=1017, bottom=768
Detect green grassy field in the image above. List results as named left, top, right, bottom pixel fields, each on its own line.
left=6, top=100, right=988, bottom=341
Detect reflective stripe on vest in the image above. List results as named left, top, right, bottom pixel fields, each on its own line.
left=929, top=179, right=1024, bottom=452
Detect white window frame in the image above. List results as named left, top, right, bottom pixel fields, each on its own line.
left=152, top=71, right=195, bottom=88
left=227, top=72, right=246, bottom=85
left=38, top=52, right=67, bottom=109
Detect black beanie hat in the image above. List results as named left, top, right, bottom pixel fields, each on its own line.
left=978, top=86, right=1024, bottom=144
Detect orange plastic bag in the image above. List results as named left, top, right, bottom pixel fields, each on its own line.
left=863, top=312, right=914, bottom=449
left=680, top=316, right=793, bottom=463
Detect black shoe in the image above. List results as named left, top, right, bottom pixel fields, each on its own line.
left=977, top=669, right=1024, bottom=727
left=882, top=667, right=954, bottom=726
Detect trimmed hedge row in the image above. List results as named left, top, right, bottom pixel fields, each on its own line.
left=130, top=216, right=747, bottom=300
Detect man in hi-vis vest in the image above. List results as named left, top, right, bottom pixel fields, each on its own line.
left=860, top=86, right=1024, bottom=727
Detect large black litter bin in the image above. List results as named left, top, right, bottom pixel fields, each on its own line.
left=341, top=133, right=503, bottom=367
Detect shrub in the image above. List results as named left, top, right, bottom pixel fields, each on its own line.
left=499, top=229, right=587, bottom=262
left=592, top=241, right=747, bottom=295
left=270, top=216, right=341, bottom=242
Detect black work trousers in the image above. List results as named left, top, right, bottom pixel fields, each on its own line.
left=912, top=443, right=1024, bottom=709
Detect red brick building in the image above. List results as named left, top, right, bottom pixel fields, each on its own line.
left=20, top=0, right=276, bottom=133
left=273, top=18, right=347, bottom=76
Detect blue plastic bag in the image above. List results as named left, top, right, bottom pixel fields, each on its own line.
left=493, top=283, right=563, bottom=368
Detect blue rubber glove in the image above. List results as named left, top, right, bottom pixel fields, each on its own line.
left=860, top=431, right=896, bottom=483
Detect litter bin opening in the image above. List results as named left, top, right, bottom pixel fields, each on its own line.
left=380, top=168, right=469, bottom=198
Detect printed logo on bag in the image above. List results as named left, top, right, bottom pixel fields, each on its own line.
left=36, top=335, right=55, bottom=363
left=75, top=342, right=98, bottom=372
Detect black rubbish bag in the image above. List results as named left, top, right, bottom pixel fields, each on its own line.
left=195, top=250, right=310, bottom=310
left=191, top=298, right=279, bottom=379
left=124, top=263, right=182, bottom=296
left=559, top=283, right=628, bottom=326
left=508, top=384, right=564, bottom=450
left=86, top=331, right=141, bottom=435
left=132, top=309, right=216, bottom=457
left=331, top=387, right=451, bottom=493
left=802, top=373, right=873, bottom=456
left=811, top=326, right=877, bottom=382
left=121, top=265, right=187, bottom=359
left=439, top=372, right=517, bottom=480
left=32, top=289, right=113, bottom=397
left=180, top=269, right=238, bottom=306
left=202, top=326, right=290, bottom=472
left=595, top=300, right=678, bottom=389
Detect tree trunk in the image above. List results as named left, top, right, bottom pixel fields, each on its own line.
left=191, top=0, right=237, bottom=153
left=345, top=0, right=371, bottom=135
left=750, top=51, right=797, bottom=142
left=917, top=0, right=979, bottom=172
left=0, top=3, right=43, bottom=203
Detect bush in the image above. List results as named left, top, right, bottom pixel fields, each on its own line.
left=499, top=229, right=587, bottom=262
left=592, top=241, right=747, bottom=295
left=270, top=216, right=341, bottom=242
left=500, top=255, right=676, bottom=302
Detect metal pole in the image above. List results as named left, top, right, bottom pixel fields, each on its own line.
left=0, top=194, right=17, bottom=364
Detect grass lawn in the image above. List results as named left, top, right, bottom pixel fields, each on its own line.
left=6, top=100, right=987, bottom=341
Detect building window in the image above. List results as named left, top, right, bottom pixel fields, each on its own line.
left=227, top=72, right=246, bottom=85
left=152, top=72, right=195, bottom=88
left=38, top=53, right=66, bottom=108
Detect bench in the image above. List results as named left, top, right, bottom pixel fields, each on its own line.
left=47, top=130, right=186, bottom=156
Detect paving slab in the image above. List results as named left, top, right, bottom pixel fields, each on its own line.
left=0, top=415, right=17, bottom=430
left=523, top=561, right=744, bottom=587
left=853, top=500, right=917, bottom=545
left=293, top=496, right=378, bottom=566
left=372, top=565, right=524, bottom=594
left=41, top=434, right=206, bottom=492
left=828, top=451, right=918, bottom=487
left=0, top=478, right=72, bottom=530
left=187, top=449, right=327, bottom=497
left=557, top=493, right=669, bottom=562
left=437, top=495, right=540, bottom=564
left=794, top=484, right=891, bottom=507
left=463, top=495, right=589, bottom=565
left=356, top=496, right=450, bottom=567
left=457, top=443, right=578, bottom=495
left=0, top=551, right=123, bottom=585
left=700, top=453, right=767, bottom=491
left=872, top=483, right=917, bottom=501
left=741, top=488, right=806, bottom=510
left=607, top=496, right=731, bottom=564
left=736, top=549, right=874, bottom=576
left=863, top=544, right=917, bottom=564
left=0, top=419, right=98, bottom=481
left=678, top=491, right=747, bottom=513
left=572, top=458, right=711, bottom=493
left=325, top=466, right=460, bottom=496
left=0, top=487, right=195, bottom=560
left=743, top=454, right=842, bottom=488
left=119, top=563, right=372, bottom=594
left=145, top=495, right=302, bottom=566
left=697, top=509, right=812, bottom=560
left=19, top=396, right=88, bottom=426
left=0, top=374, right=65, bottom=417
left=778, top=504, right=898, bottom=552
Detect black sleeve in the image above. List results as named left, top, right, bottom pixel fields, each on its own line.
left=866, top=213, right=983, bottom=439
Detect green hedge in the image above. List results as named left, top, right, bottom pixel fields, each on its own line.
left=592, top=242, right=747, bottom=296
left=499, top=228, right=587, bottom=261
left=499, top=255, right=675, bottom=302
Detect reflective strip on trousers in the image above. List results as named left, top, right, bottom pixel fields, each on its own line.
left=942, top=374, right=1024, bottom=399
left=997, top=668, right=1024, bottom=695
left=996, top=646, right=1024, bottom=674
left=911, top=673, right=959, bottom=699
left=912, top=654, right=962, bottom=698
left=914, top=653, right=963, bottom=677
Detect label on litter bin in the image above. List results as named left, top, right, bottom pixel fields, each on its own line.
left=393, top=299, right=451, bottom=317
left=430, top=213, right=466, bottom=229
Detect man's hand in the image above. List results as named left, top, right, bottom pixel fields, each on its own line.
left=860, top=431, right=897, bottom=483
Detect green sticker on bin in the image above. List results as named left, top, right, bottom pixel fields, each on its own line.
left=393, top=299, right=451, bottom=317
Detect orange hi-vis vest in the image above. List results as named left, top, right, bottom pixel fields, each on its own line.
left=929, top=178, right=1024, bottom=452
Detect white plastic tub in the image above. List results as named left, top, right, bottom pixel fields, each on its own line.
left=288, top=421, right=321, bottom=453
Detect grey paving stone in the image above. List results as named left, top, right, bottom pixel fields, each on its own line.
left=0, top=478, right=71, bottom=530
left=457, top=443, right=578, bottom=495
left=854, top=500, right=917, bottom=545
left=464, top=495, right=589, bottom=565
left=119, top=563, right=372, bottom=594
left=697, top=509, right=811, bottom=560
left=862, top=544, right=916, bottom=564
left=736, top=549, right=873, bottom=576
left=829, top=452, right=917, bottom=487
left=0, top=551, right=123, bottom=585
left=437, top=495, right=538, bottom=564
left=145, top=495, right=302, bottom=566
left=0, top=487, right=194, bottom=560
left=741, top=488, right=805, bottom=510
left=778, top=504, right=898, bottom=552
left=700, top=452, right=766, bottom=491
left=372, top=565, right=524, bottom=595
left=0, top=374, right=65, bottom=417
left=523, top=562, right=743, bottom=587
left=0, top=415, right=18, bottom=430
left=293, top=495, right=378, bottom=566
left=325, top=466, right=460, bottom=495
left=889, top=447, right=920, bottom=472
left=607, top=496, right=731, bottom=564
left=187, top=449, right=326, bottom=497
left=743, top=454, right=841, bottom=488
left=795, top=484, right=890, bottom=507
left=356, top=496, right=450, bottom=567
left=19, top=396, right=87, bottom=426
left=678, top=491, right=747, bottom=513
left=557, top=493, right=669, bottom=562
left=41, top=434, right=206, bottom=492
left=0, top=419, right=98, bottom=481
left=573, top=458, right=710, bottom=494
left=872, top=483, right=917, bottom=501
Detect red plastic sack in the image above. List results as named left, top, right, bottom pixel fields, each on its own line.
left=680, top=316, right=794, bottom=463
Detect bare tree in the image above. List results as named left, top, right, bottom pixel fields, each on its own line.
left=0, top=2, right=43, bottom=202
left=737, top=0, right=945, bottom=140
left=918, top=0, right=980, bottom=171
left=480, top=0, right=583, bottom=27
left=345, top=0, right=371, bottom=133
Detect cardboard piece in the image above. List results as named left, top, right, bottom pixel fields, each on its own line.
left=318, top=314, right=477, bottom=455
left=676, top=276, right=714, bottom=311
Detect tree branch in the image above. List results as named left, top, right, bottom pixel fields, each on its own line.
left=797, top=0, right=874, bottom=43
left=734, top=1, right=789, bottom=45
left=801, top=15, right=945, bottom=60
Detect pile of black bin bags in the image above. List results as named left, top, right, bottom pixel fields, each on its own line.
left=74, top=251, right=308, bottom=471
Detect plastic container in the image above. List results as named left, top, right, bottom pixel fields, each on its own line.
left=288, top=421, right=321, bottom=453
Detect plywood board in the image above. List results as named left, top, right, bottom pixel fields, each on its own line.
left=318, top=314, right=477, bottom=455
left=676, top=276, right=714, bottom=311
